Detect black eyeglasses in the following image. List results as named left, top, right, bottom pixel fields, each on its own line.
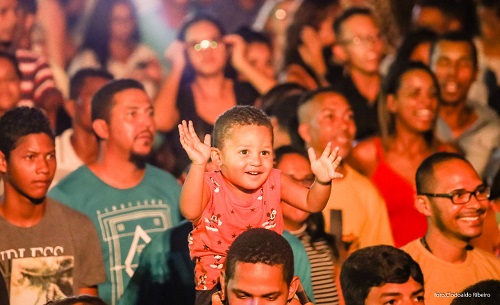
left=418, top=184, right=490, bottom=205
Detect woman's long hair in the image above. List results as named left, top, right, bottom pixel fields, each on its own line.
left=379, top=61, right=441, bottom=148
left=176, top=13, right=235, bottom=84
left=81, top=0, right=140, bottom=66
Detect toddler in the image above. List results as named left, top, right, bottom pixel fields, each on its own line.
left=178, top=105, right=341, bottom=304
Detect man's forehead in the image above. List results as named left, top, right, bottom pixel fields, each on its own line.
left=434, top=40, right=473, bottom=57
left=313, top=92, right=350, bottom=110
left=432, top=159, right=481, bottom=187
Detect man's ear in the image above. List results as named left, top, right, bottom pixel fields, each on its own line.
left=63, top=99, right=76, bottom=119
left=415, top=195, right=432, bottom=216
left=0, top=151, right=7, bottom=174
left=92, top=119, right=109, bottom=140
left=211, top=148, right=222, bottom=166
left=297, top=123, right=311, bottom=144
left=287, top=276, right=300, bottom=302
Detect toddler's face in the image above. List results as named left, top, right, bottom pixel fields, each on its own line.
left=215, top=125, right=274, bottom=198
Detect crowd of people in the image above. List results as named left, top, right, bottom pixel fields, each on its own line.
left=1, top=0, right=500, bottom=305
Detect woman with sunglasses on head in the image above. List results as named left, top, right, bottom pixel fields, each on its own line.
left=154, top=13, right=275, bottom=177
left=348, top=61, right=458, bottom=247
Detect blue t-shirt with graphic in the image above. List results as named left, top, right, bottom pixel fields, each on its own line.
left=48, top=164, right=181, bottom=305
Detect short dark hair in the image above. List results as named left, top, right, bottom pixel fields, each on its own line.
left=235, top=26, right=272, bottom=48
left=212, top=105, right=273, bottom=149
left=416, top=152, right=469, bottom=194
left=0, top=107, right=54, bottom=160
left=46, top=295, right=108, bottom=305
left=69, top=68, right=113, bottom=100
left=261, top=84, right=306, bottom=149
left=393, top=28, right=437, bottom=65
left=430, top=31, right=478, bottom=69
left=340, top=245, right=424, bottom=305
left=450, top=280, right=500, bottom=305
left=274, top=145, right=308, bottom=166
left=333, top=6, right=373, bottom=38
left=0, top=51, right=22, bottom=79
left=225, top=228, right=294, bottom=284
left=91, top=78, right=145, bottom=123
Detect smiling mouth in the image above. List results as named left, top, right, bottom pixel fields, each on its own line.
left=460, top=216, right=479, bottom=221
left=443, top=81, right=458, bottom=93
left=246, top=171, right=261, bottom=175
left=415, top=109, right=434, bottom=120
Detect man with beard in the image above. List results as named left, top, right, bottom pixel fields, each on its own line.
left=297, top=87, right=394, bottom=249
left=0, top=107, right=105, bottom=303
left=430, top=31, right=500, bottom=178
left=49, top=79, right=182, bottom=305
left=402, top=152, right=500, bottom=305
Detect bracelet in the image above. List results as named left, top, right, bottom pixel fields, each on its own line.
left=315, top=178, right=331, bottom=186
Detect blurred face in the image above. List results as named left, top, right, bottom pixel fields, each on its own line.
left=110, top=2, right=136, bottom=41
left=430, top=40, right=477, bottom=105
left=214, top=125, right=273, bottom=199
left=277, top=153, right=313, bottom=229
left=389, top=69, right=439, bottom=134
left=337, top=15, right=384, bottom=75
left=412, top=6, right=451, bottom=34
left=246, top=42, right=274, bottom=79
left=0, top=57, right=20, bottom=116
left=1, top=133, right=56, bottom=203
left=185, top=20, right=227, bottom=77
left=299, top=92, right=356, bottom=159
left=410, top=42, right=432, bottom=65
left=365, top=277, right=425, bottom=305
left=0, top=0, right=19, bottom=44
left=477, top=6, right=500, bottom=44
left=224, top=262, right=296, bottom=305
left=74, top=76, right=109, bottom=131
left=106, top=88, right=155, bottom=158
left=318, top=11, right=336, bottom=46
left=425, top=159, right=489, bottom=242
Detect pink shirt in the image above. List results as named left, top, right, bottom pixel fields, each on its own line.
left=189, top=169, right=284, bottom=290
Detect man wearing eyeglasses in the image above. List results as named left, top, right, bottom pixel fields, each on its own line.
left=402, top=152, right=500, bottom=305
left=330, top=6, right=384, bottom=140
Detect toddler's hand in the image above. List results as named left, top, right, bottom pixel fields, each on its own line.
left=178, top=120, right=211, bottom=165
left=308, top=142, right=343, bottom=185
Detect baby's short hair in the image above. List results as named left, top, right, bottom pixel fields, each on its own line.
left=212, top=105, right=273, bottom=149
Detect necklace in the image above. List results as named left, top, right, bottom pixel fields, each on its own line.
left=420, top=236, right=432, bottom=253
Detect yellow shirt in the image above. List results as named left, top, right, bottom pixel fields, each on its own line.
left=402, top=239, right=500, bottom=305
left=323, top=165, right=394, bottom=248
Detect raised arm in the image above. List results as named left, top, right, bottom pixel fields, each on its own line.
left=297, top=26, right=330, bottom=87
left=224, top=34, right=277, bottom=95
left=154, top=41, right=185, bottom=132
left=281, top=143, right=342, bottom=213
left=178, top=120, right=212, bottom=221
